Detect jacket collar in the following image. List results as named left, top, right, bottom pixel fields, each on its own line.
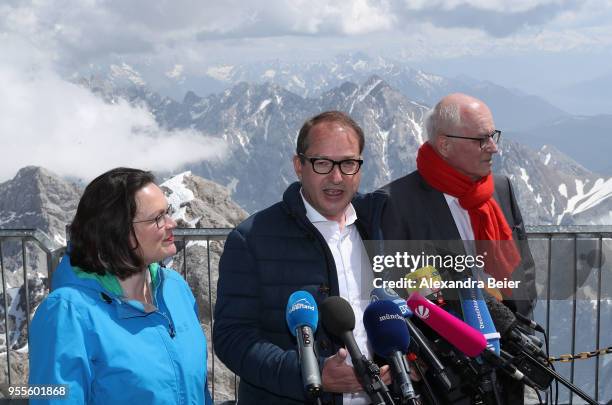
left=52, top=253, right=163, bottom=318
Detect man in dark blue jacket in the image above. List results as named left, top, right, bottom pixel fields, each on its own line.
left=214, top=111, right=389, bottom=404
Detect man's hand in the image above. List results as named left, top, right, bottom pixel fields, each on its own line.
left=321, top=348, right=364, bottom=393
left=322, top=349, right=394, bottom=393
left=379, top=364, right=392, bottom=385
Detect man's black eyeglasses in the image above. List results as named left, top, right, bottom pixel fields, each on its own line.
left=133, top=205, right=173, bottom=229
left=444, top=130, right=501, bottom=149
left=299, top=153, right=363, bottom=175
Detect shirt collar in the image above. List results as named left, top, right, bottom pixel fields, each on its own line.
left=300, top=188, right=357, bottom=226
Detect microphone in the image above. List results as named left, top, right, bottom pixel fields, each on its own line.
left=370, top=287, right=412, bottom=317
left=363, top=300, right=420, bottom=403
left=483, top=295, right=554, bottom=391
left=483, top=295, right=546, bottom=360
left=407, top=292, right=537, bottom=387
left=407, top=292, right=486, bottom=357
left=404, top=266, right=445, bottom=304
left=370, top=287, right=453, bottom=391
left=457, top=285, right=500, bottom=354
left=484, top=300, right=600, bottom=404
left=319, top=296, right=391, bottom=405
left=515, top=311, right=546, bottom=334
left=286, top=291, right=322, bottom=397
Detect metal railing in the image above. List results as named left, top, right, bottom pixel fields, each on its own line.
left=0, top=229, right=65, bottom=386
left=525, top=226, right=612, bottom=404
left=1, top=226, right=611, bottom=403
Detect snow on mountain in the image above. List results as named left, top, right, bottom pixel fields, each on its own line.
left=109, top=63, right=146, bottom=87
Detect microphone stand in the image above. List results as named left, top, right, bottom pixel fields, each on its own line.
left=412, top=359, right=440, bottom=405
left=519, top=352, right=599, bottom=405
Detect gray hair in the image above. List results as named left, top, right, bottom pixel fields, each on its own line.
left=425, top=101, right=461, bottom=142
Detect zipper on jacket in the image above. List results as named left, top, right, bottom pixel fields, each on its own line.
left=151, top=273, right=176, bottom=338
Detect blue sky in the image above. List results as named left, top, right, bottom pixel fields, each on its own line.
left=1, top=0, right=611, bottom=180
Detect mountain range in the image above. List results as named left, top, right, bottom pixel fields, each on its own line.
left=96, top=52, right=612, bottom=175
left=79, top=70, right=612, bottom=225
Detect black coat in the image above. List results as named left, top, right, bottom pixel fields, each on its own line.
left=376, top=170, right=537, bottom=405
left=213, top=182, right=386, bottom=405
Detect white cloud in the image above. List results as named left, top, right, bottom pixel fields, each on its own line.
left=1, top=0, right=610, bottom=72
left=404, top=0, right=567, bottom=13
left=165, top=64, right=184, bottom=79
left=0, top=38, right=226, bottom=182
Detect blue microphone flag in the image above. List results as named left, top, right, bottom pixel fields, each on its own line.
left=286, top=290, right=318, bottom=336
left=458, top=285, right=500, bottom=355
left=370, top=287, right=413, bottom=317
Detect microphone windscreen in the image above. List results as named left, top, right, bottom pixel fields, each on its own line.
left=483, top=294, right=516, bottom=336
left=363, top=300, right=410, bottom=357
left=404, top=266, right=443, bottom=299
left=407, top=292, right=487, bottom=358
left=370, top=287, right=413, bottom=317
left=320, top=296, right=355, bottom=337
left=286, top=291, right=319, bottom=336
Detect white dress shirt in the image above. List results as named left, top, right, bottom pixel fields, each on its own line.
left=443, top=194, right=491, bottom=282
left=301, top=190, right=373, bottom=405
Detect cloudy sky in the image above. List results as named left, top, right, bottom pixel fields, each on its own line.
left=1, top=0, right=611, bottom=181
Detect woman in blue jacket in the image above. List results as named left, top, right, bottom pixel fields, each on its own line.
left=29, top=167, right=213, bottom=405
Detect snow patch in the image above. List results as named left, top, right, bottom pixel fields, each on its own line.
left=550, top=195, right=555, bottom=216
left=291, top=75, right=305, bottom=88
left=190, top=109, right=205, bottom=120
left=558, top=183, right=568, bottom=198
left=263, top=69, right=276, bottom=79
left=162, top=172, right=196, bottom=214
left=519, top=168, right=534, bottom=192
left=575, top=179, right=584, bottom=196
left=187, top=240, right=209, bottom=248
left=572, top=178, right=612, bottom=215
left=0, top=211, right=17, bottom=226
left=257, top=99, right=271, bottom=114
left=358, top=78, right=382, bottom=102
left=54, top=234, right=66, bottom=246
left=353, top=60, right=367, bottom=70
left=227, top=178, right=239, bottom=194
left=544, top=153, right=551, bottom=165
left=110, top=63, right=145, bottom=86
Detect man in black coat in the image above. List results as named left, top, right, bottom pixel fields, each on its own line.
left=379, top=93, right=536, bottom=404
left=214, top=111, right=389, bottom=404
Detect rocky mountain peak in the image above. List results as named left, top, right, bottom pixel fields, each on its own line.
left=0, top=166, right=81, bottom=243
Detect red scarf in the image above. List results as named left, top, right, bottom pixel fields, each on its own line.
left=416, top=143, right=520, bottom=296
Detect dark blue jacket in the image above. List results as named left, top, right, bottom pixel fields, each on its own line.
left=213, top=182, right=386, bottom=404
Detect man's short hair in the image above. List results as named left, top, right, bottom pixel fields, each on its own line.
left=426, top=102, right=461, bottom=142
left=69, top=167, right=156, bottom=279
left=296, top=111, right=365, bottom=156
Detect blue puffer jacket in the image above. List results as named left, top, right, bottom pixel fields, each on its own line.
left=213, top=182, right=386, bottom=405
left=29, top=254, right=213, bottom=405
